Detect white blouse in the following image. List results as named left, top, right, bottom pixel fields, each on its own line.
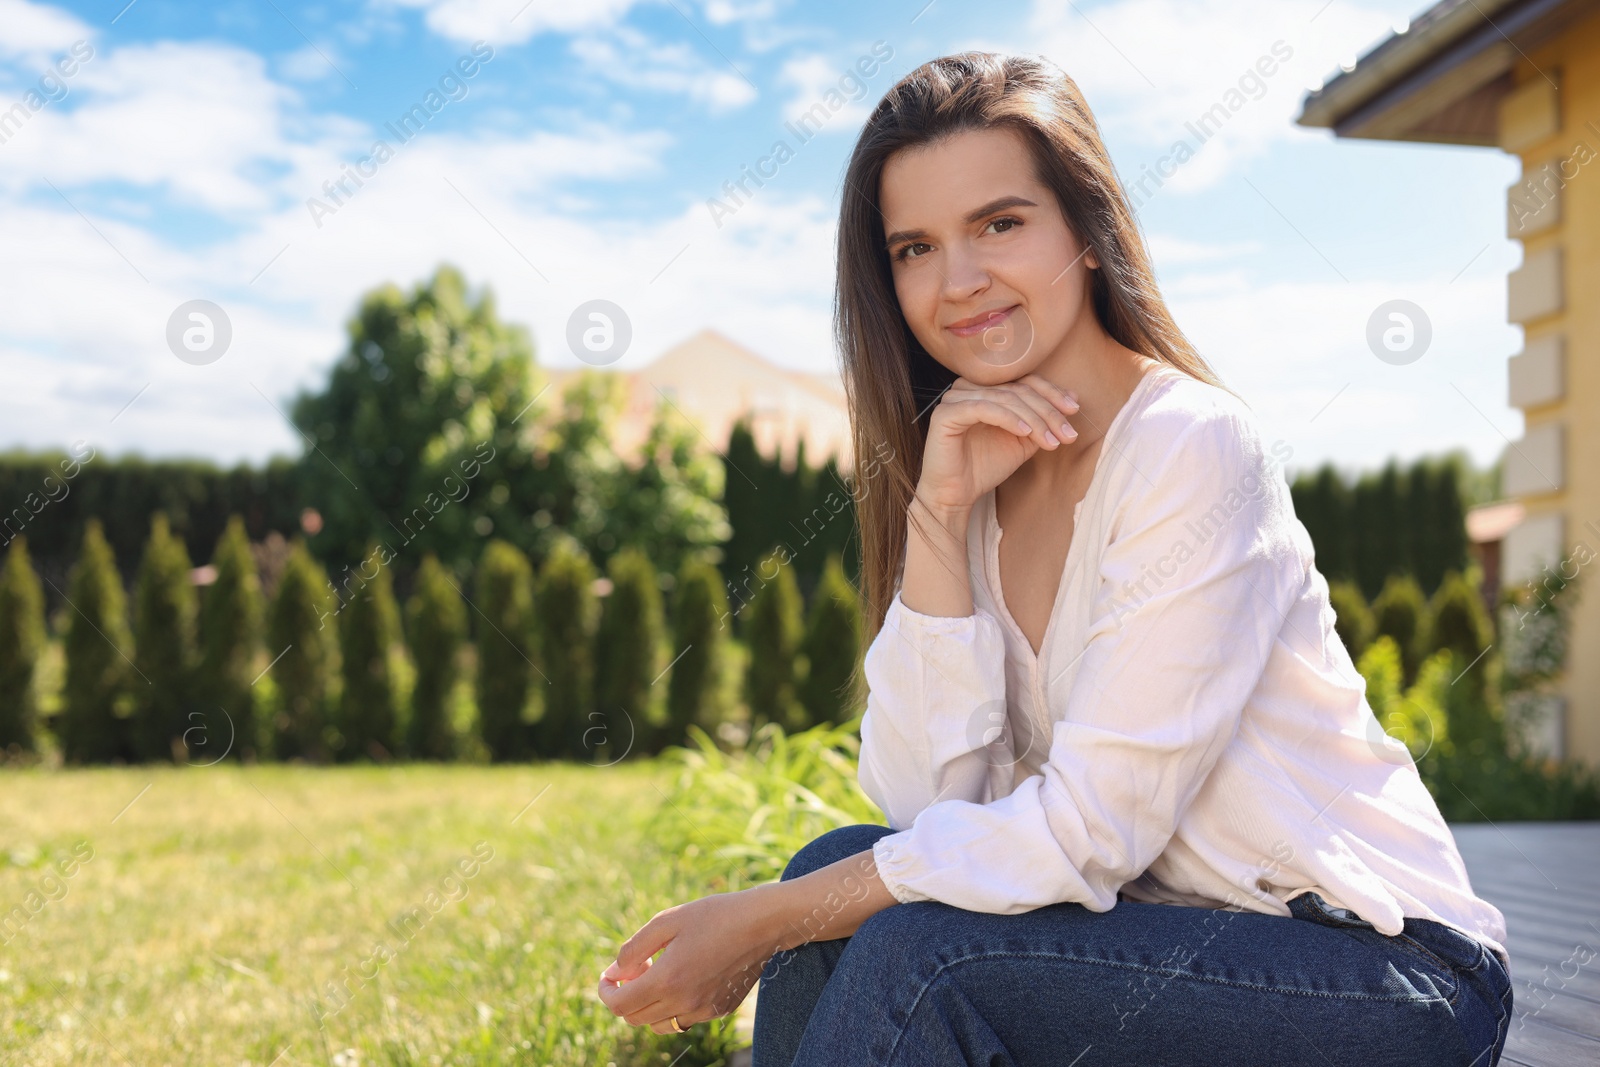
left=858, top=363, right=1509, bottom=963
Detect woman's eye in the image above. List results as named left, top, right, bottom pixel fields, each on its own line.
left=895, top=242, right=930, bottom=262
left=988, top=216, right=1020, bottom=235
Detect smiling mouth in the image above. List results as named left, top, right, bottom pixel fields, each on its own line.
left=946, top=305, right=1018, bottom=336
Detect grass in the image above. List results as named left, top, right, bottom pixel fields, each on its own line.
left=0, top=759, right=757, bottom=1066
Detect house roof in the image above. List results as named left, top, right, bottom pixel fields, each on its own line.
left=1295, top=0, right=1594, bottom=144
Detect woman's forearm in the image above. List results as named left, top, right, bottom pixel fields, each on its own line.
left=901, top=493, right=975, bottom=617
left=753, top=847, right=900, bottom=953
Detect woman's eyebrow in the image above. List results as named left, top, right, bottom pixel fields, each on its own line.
left=883, top=195, right=1039, bottom=248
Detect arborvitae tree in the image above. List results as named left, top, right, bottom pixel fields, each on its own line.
left=0, top=537, right=46, bottom=752
left=744, top=550, right=805, bottom=732
left=1429, top=570, right=1501, bottom=757
left=337, top=544, right=402, bottom=760
left=1292, top=465, right=1353, bottom=583
left=1433, top=460, right=1465, bottom=591
left=475, top=539, right=534, bottom=762
left=665, top=556, right=730, bottom=748
left=532, top=538, right=597, bottom=761
left=132, top=513, right=197, bottom=762
left=194, top=516, right=262, bottom=763
left=1326, top=579, right=1374, bottom=662
left=59, top=520, right=134, bottom=763
left=798, top=553, right=864, bottom=727
left=406, top=554, right=466, bottom=760
left=594, top=547, right=666, bottom=757
left=1372, top=573, right=1429, bottom=685
left=267, top=541, right=339, bottom=762
left=1356, top=461, right=1409, bottom=600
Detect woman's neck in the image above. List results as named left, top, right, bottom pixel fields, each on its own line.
left=1012, top=326, right=1156, bottom=487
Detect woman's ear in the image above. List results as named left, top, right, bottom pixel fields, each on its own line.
left=1085, top=246, right=1100, bottom=271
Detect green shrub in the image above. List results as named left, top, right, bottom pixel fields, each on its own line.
left=475, top=539, right=534, bottom=762
left=194, top=516, right=262, bottom=762
left=1371, top=573, right=1428, bottom=684
left=1326, top=579, right=1373, bottom=662
left=1357, top=636, right=1452, bottom=763
left=0, top=537, right=45, bottom=752
left=594, top=547, right=666, bottom=758
left=651, top=715, right=881, bottom=893
left=58, top=520, right=134, bottom=763
left=798, top=553, right=863, bottom=727
left=132, top=513, right=197, bottom=762
left=744, top=550, right=805, bottom=733
left=337, top=544, right=402, bottom=761
left=405, top=554, right=466, bottom=761
left=1429, top=570, right=1501, bottom=757
left=531, top=537, right=598, bottom=761
left=665, top=556, right=731, bottom=749
left=266, top=540, right=339, bottom=761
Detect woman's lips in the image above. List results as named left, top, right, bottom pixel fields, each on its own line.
left=946, top=305, right=1018, bottom=337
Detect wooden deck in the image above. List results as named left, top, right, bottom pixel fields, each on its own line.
left=1453, top=822, right=1600, bottom=1067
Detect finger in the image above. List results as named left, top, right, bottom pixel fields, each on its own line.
left=941, top=396, right=1058, bottom=450
left=607, top=911, right=675, bottom=981
left=1006, top=382, right=1078, bottom=443
left=1020, top=373, right=1079, bottom=415
left=602, top=975, right=670, bottom=1026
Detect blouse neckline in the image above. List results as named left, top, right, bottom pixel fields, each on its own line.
left=983, top=360, right=1180, bottom=668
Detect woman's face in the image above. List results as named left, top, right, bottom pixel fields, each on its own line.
left=879, top=125, right=1100, bottom=385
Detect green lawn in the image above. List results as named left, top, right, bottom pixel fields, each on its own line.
left=0, top=761, right=749, bottom=1066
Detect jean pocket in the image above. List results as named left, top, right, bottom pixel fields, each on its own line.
left=1295, top=893, right=1462, bottom=1002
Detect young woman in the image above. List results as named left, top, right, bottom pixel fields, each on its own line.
left=597, top=51, right=1512, bottom=1066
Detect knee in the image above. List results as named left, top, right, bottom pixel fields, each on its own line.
left=780, top=823, right=894, bottom=882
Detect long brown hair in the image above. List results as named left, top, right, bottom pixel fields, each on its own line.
left=836, top=51, right=1222, bottom=647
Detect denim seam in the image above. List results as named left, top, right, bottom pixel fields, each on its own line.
left=880, top=948, right=1453, bottom=1066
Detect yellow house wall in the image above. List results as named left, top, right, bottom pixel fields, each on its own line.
left=1506, top=9, right=1600, bottom=768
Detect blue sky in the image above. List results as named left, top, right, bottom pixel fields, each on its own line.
left=0, top=0, right=1526, bottom=477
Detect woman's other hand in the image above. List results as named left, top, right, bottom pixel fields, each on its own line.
left=597, top=886, right=788, bottom=1036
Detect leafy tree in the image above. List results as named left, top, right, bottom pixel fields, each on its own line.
left=475, top=539, right=534, bottom=762
left=531, top=537, right=597, bottom=761
left=0, top=537, right=46, bottom=752
left=337, top=544, right=402, bottom=760
left=132, top=513, right=198, bottom=762
left=406, top=553, right=466, bottom=760
left=798, top=553, right=864, bottom=727
left=665, top=556, right=731, bottom=748
left=289, top=265, right=547, bottom=572
left=744, top=550, right=805, bottom=732
left=1326, top=579, right=1374, bottom=662
left=194, top=516, right=262, bottom=763
left=594, top=547, right=666, bottom=757
left=58, top=520, right=134, bottom=763
left=1372, top=573, right=1428, bottom=685
left=267, top=541, right=339, bottom=761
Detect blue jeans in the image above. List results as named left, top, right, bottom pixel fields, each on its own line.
left=752, top=824, right=1512, bottom=1067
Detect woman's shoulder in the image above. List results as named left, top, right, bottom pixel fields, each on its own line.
left=1125, top=364, right=1272, bottom=469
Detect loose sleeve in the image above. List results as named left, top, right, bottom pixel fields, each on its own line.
left=856, top=587, right=1015, bottom=841
left=869, top=408, right=1301, bottom=913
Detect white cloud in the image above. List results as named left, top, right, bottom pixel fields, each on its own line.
left=0, top=41, right=352, bottom=215
left=1023, top=0, right=1404, bottom=191
left=778, top=51, right=878, bottom=128
left=383, top=0, right=648, bottom=46
left=570, top=25, right=757, bottom=113
left=1159, top=258, right=1522, bottom=471
left=0, top=0, right=91, bottom=64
